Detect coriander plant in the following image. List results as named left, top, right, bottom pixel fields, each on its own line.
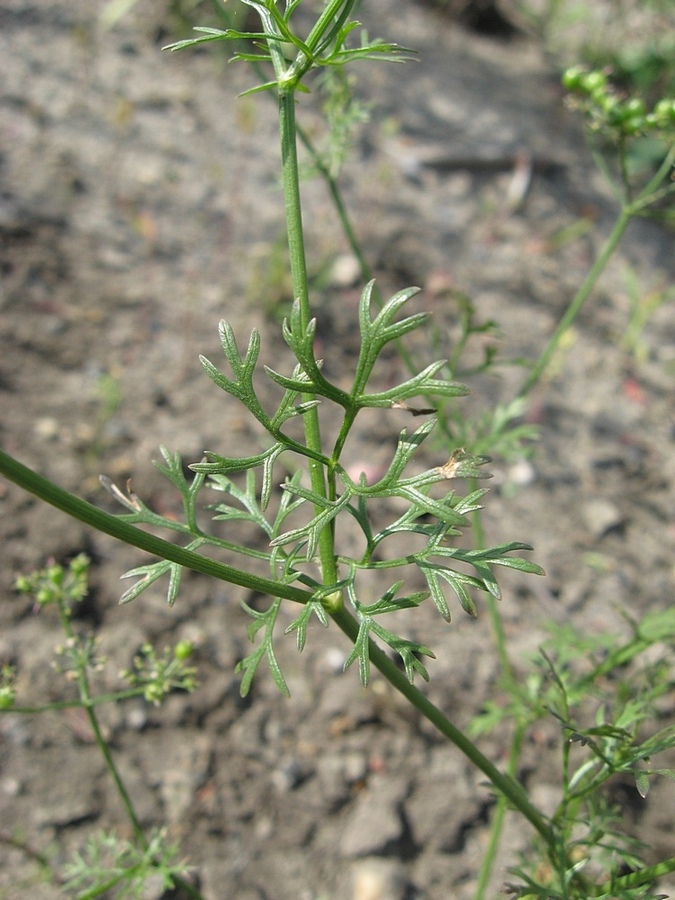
left=1, top=1, right=674, bottom=898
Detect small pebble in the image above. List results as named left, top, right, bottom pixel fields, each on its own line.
left=330, top=253, right=361, bottom=288
left=351, top=858, right=408, bottom=900
left=581, top=498, right=624, bottom=539
left=34, top=417, right=60, bottom=441
left=1, top=776, right=22, bottom=798
left=125, top=706, right=148, bottom=731
left=508, top=458, right=537, bottom=486
left=271, top=757, right=311, bottom=792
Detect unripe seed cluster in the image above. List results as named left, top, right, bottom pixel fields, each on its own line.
left=562, top=66, right=675, bottom=137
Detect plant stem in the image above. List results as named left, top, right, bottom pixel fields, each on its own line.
left=330, top=605, right=556, bottom=847
left=0, top=446, right=554, bottom=850
left=296, top=122, right=373, bottom=287
left=472, top=721, right=527, bottom=899
left=518, top=206, right=631, bottom=398
left=467, top=501, right=522, bottom=897
left=0, top=448, right=315, bottom=607
left=7, top=688, right=153, bottom=714
left=599, top=855, right=675, bottom=896
left=279, top=91, right=311, bottom=327
left=56, top=598, right=148, bottom=848
left=519, top=139, right=675, bottom=400
left=471, top=501, right=514, bottom=685
left=278, top=86, right=340, bottom=591
left=262, top=10, right=340, bottom=591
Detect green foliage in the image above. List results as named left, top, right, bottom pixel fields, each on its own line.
left=562, top=65, right=675, bottom=208
left=237, top=597, right=290, bottom=696
left=1, top=2, right=674, bottom=898
left=103, top=279, right=543, bottom=692
left=473, top=608, right=675, bottom=898
left=119, top=641, right=198, bottom=705
left=562, top=66, right=675, bottom=138
left=61, top=828, right=190, bottom=900
left=343, top=580, right=435, bottom=684
left=15, top=552, right=89, bottom=611
left=5, top=559, right=203, bottom=899
left=428, top=295, right=541, bottom=463
left=307, top=66, right=370, bottom=180
left=164, top=0, right=413, bottom=96
left=0, top=664, right=16, bottom=709
left=442, top=396, right=540, bottom=462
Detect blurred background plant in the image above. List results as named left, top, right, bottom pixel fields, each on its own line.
left=1, top=557, right=203, bottom=899
left=618, top=265, right=675, bottom=366
left=471, top=606, right=675, bottom=898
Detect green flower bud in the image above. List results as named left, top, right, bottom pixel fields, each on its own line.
left=622, top=116, right=645, bottom=136
left=562, top=66, right=584, bottom=91
left=653, top=98, right=675, bottom=128
left=624, top=98, right=645, bottom=116
left=48, top=565, right=64, bottom=586
left=174, top=640, right=194, bottom=660
left=70, top=554, right=90, bottom=576
left=581, top=71, right=607, bottom=96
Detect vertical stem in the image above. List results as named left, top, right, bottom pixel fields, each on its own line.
left=471, top=501, right=514, bottom=684
left=468, top=501, right=520, bottom=897
left=57, top=603, right=206, bottom=898
left=296, top=123, right=373, bottom=288
left=279, top=89, right=311, bottom=328
left=278, top=88, right=340, bottom=589
left=57, top=603, right=148, bottom=849
left=472, top=722, right=526, bottom=899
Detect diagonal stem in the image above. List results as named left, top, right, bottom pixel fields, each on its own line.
left=0, top=448, right=315, bottom=607
left=1, top=447, right=555, bottom=851
left=518, top=207, right=631, bottom=398
left=330, top=605, right=556, bottom=848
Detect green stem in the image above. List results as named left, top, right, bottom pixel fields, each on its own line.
left=599, top=855, right=675, bottom=896
left=296, top=122, right=373, bottom=287
left=277, top=86, right=340, bottom=590
left=330, top=605, right=556, bottom=847
left=637, top=140, right=675, bottom=203
left=295, top=124, right=450, bottom=443
left=468, top=502, right=521, bottom=898
left=0, top=448, right=315, bottom=607
left=57, top=599, right=147, bottom=848
left=4, top=688, right=153, bottom=715
left=303, top=0, right=357, bottom=57
left=88, top=695, right=148, bottom=841
left=472, top=721, right=527, bottom=899
left=1, top=448, right=556, bottom=856
left=263, top=21, right=334, bottom=559
left=278, top=92, right=310, bottom=325
left=471, top=500, right=514, bottom=685
left=519, top=139, right=675, bottom=400
left=518, top=206, right=631, bottom=398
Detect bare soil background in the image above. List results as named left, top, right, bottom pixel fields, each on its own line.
left=1, top=1, right=674, bottom=898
